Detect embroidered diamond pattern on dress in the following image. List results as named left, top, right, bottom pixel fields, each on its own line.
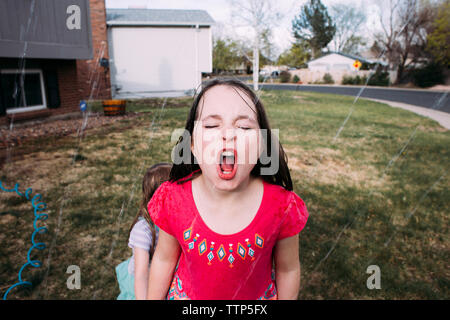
left=198, top=239, right=207, bottom=255
left=207, top=251, right=214, bottom=265
left=255, top=233, right=264, bottom=248
left=228, top=254, right=235, bottom=267
left=217, top=245, right=226, bottom=261
left=183, top=228, right=192, bottom=241
left=237, top=242, right=247, bottom=260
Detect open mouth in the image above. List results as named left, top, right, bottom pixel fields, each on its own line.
left=217, top=149, right=237, bottom=180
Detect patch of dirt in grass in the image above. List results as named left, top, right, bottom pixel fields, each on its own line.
left=1, top=151, right=73, bottom=193
left=0, top=213, right=16, bottom=225
left=293, top=95, right=307, bottom=102
left=285, top=145, right=387, bottom=189
left=79, top=234, right=99, bottom=245
left=113, top=175, right=130, bottom=183
left=0, top=112, right=140, bottom=150
left=417, top=124, right=448, bottom=133
left=85, top=145, right=123, bottom=162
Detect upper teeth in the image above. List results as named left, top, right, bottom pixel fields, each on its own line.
left=222, top=151, right=234, bottom=157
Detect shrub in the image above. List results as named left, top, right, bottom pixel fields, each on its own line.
left=411, top=63, right=445, bottom=88
left=367, top=71, right=390, bottom=86
left=280, top=71, right=291, bottom=83
left=361, top=75, right=368, bottom=84
left=342, top=75, right=355, bottom=85
left=323, top=73, right=334, bottom=84
left=342, top=74, right=371, bottom=85
left=293, top=75, right=300, bottom=83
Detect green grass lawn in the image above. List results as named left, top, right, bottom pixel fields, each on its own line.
left=0, top=90, right=448, bottom=299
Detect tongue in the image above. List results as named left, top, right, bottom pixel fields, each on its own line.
left=221, top=163, right=233, bottom=172
left=221, top=157, right=234, bottom=172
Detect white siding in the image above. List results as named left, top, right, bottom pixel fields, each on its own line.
left=108, top=26, right=212, bottom=97
left=197, top=27, right=212, bottom=73
left=308, top=53, right=356, bottom=72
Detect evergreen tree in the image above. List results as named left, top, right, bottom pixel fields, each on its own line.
left=292, top=0, right=336, bottom=58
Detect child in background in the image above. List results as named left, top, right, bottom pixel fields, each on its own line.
left=115, top=163, right=172, bottom=300
left=146, top=79, right=309, bottom=300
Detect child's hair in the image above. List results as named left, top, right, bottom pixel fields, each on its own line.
left=128, top=162, right=172, bottom=258
left=169, top=78, right=293, bottom=191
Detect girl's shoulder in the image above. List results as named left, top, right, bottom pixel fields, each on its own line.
left=264, top=182, right=309, bottom=240
left=130, top=217, right=151, bottom=237
left=129, top=217, right=153, bottom=250
left=264, top=181, right=306, bottom=209
left=134, top=216, right=150, bottom=229
left=147, top=179, right=191, bottom=237
left=154, top=179, right=186, bottom=196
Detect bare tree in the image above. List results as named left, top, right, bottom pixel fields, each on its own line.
left=227, top=0, right=283, bottom=90
left=329, top=4, right=367, bottom=54
left=374, top=0, right=437, bottom=83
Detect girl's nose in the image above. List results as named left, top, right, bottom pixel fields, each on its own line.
left=221, top=126, right=236, bottom=143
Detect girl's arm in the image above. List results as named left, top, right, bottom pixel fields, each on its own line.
left=146, top=229, right=181, bottom=300
left=274, top=234, right=301, bottom=300
left=134, top=247, right=150, bottom=300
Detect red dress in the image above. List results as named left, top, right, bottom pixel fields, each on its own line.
left=147, top=172, right=309, bottom=300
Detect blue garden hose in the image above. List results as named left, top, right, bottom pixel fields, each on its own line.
left=0, top=181, right=48, bottom=300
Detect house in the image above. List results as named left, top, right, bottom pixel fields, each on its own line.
left=0, top=0, right=111, bottom=124
left=106, top=9, right=214, bottom=98
left=307, top=52, right=373, bottom=72
left=289, top=51, right=396, bottom=84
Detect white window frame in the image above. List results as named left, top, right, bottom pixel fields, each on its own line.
left=1, top=69, right=47, bottom=114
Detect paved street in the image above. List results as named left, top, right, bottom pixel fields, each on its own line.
left=258, top=83, right=450, bottom=114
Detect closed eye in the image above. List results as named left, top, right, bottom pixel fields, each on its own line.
left=204, top=125, right=218, bottom=129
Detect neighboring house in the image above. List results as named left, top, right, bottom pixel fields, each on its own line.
left=0, top=0, right=111, bottom=124
left=290, top=51, right=394, bottom=84
left=307, top=52, right=373, bottom=72
left=106, top=9, right=214, bottom=98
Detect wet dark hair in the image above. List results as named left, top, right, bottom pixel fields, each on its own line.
left=128, top=162, right=172, bottom=259
left=169, top=78, right=293, bottom=191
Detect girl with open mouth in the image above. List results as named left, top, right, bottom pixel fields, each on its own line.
left=146, top=79, right=309, bottom=300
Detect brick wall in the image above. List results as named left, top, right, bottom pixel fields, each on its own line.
left=0, top=58, right=82, bottom=126
left=76, top=0, right=111, bottom=101
left=0, top=0, right=111, bottom=125
left=56, top=59, right=81, bottom=115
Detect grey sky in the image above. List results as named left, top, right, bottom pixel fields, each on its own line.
left=105, top=0, right=381, bottom=56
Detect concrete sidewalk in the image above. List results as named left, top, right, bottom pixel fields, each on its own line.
left=365, top=98, right=450, bottom=130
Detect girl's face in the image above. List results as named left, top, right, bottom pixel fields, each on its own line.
left=191, top=85, right=264, bottom=191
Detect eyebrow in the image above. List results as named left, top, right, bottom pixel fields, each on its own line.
left=202, top=114, right=257, bottom=124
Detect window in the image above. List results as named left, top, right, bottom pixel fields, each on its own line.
left=0, top=69, right=47, bottom=114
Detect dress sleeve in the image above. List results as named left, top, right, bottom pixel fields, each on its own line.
left=147, top=181, right=174, bottom=237
left=277, top=191, right=309, bottom=240
left=128, top=218, right=153, bottom=251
